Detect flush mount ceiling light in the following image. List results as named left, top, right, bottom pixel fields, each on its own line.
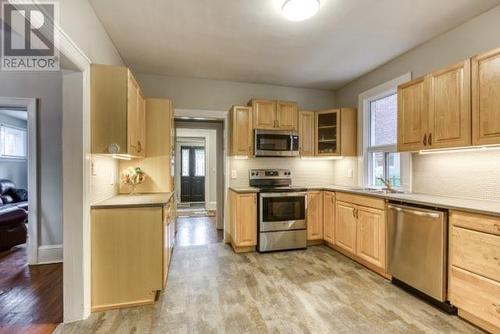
left=282, top=0, right=320, bottom=21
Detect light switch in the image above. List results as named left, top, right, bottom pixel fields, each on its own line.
left=91, top=161, right=97, bottom=176
left=347, top=168, right=353, bottom=178
left=231, top=170, right=237, bottom=179
left=109, top=170, right=115, bottom=185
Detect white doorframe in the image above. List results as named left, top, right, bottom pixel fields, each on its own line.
left=0, top=97, right=38, bottom=265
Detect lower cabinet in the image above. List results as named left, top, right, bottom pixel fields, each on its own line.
left=91, top=200, right=175, bottom=312
left=229, top=190, right=257, bottom=252
left=334, top=192, right=387, bottom=275
left=307, top=191, right=323, bottom=241
left=448, top=210, right=500, bottom=333
left=323, top=191, right=335, bottom=244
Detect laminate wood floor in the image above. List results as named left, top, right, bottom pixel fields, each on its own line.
left=176, top=216, right=223, bottom=247
left=58, top=241, right=482, bottom=333
left=0, top=245, right=62, bottom=334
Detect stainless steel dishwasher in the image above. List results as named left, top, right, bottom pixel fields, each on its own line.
left=387, top=203, right=453, bottom=311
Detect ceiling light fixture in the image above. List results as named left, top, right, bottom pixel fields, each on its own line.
left=282, top=0, right=320, bottom=21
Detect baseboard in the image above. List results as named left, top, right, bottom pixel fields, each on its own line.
left=37, top=244, right=63, bottom=264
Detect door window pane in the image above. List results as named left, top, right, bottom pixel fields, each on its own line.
left=181, top=149, right=189, bottom=176
left=370, top=94, right=397, bottom=146
left=194, top=149, right=205, bottom=176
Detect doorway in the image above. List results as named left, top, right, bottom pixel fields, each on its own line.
left=180, top=142, right=206, bottom=204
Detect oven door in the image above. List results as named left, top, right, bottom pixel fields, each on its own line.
left=259, top=192, right=307, bottom=232
left=254, top=130, right=299, bottom=157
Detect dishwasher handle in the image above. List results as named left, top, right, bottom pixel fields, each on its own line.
left=387, top=204, right=441, bottom=219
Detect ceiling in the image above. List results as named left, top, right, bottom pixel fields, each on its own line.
left=89, top=0, right=500, bottom=90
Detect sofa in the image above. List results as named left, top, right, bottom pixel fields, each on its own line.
left=0, top=180, right=28, bottom=252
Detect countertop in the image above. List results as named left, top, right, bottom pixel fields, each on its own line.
left=91, top=192, right=174, bottom=209
left=229, top=185, right=500, bottom=217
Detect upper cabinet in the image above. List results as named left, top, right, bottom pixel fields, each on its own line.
left=248, top=99, right=298, bottom=130
left=315, top=108, right=357, bottom=156
left=472, top=47, right=500, bottom=146
left=229, top=106, right=253, bottom=156
left=299, top=111, right=315, bottom=156
left=91, top=64, right=146, bottom=157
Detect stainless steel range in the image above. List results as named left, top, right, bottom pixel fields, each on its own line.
left=249, top=169, right=307, bottom=252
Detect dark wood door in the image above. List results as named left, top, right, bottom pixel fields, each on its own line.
left=180, top=146, right=205, bottom=203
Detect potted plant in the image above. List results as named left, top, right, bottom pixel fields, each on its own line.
left=121, top=167, right=146, bottom=194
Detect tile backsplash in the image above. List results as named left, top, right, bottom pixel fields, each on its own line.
left=90, top=155, right=119, bottom=204
left=412, top=150, right=500, bottom=201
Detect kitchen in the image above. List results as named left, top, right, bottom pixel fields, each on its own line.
left=54, top=0, right=500, bottom=333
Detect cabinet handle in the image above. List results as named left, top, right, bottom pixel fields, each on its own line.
left=428, top=133, right=432, bottom=146
left=137, top=141, right=142, bottom=153
left=422, top=133, right=427, bottom=146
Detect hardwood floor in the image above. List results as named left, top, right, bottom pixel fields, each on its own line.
left=176, top=216, right=223, bottom=247
left=0, top=245, right=62, bottom=334
left=58, top=241, right=482, bottom=333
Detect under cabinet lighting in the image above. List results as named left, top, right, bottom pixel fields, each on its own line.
left=233, top=155, right=249, bottom=160
left=419, top=145, right=500, bottom=155
left=300, top=156, right=344, bottom=160
left=112, top=154, right=132, bottom=160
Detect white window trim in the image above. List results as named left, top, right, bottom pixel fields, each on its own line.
left=357, top=73, right=412, bottom=190
left=0, top=122, right=28, bottom=160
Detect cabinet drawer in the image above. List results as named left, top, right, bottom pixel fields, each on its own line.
left=449, top=266, right=500, bottom=329
left=451, top=210, right=500, bottom=236
left=451, top=225, right=500, bottom=282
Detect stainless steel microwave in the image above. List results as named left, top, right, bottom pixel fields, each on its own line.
left=254, top=129, right=299, bottom=157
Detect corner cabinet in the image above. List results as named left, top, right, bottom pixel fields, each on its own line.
left=248, top=99, right=298, bottom=130
left=307, top=191, right=323, bottom=241
left=229, top=190, right=257, bottom=252
left=299, top=111, right=315, bottom=156
left=315, top=108, right=357, bottom=156
left=229, top=106, right=253, bottom=156
left=472, top=47, right=500, bottom=145
left=398, top=60, right=472, bottom=151
left=91, top=64, right=146, bottom=157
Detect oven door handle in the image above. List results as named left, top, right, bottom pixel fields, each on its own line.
left=260, top=192, right=308, bottom=198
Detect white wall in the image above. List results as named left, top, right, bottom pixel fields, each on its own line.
left=0, top=71, right=63, bottom=246
left=136, top=73, right=337, bottom=111
left=175, top=129, right=217, bottom=209
left=333, top=5, right=500, bottom=201
left=0, top=112, right=28, bottom=189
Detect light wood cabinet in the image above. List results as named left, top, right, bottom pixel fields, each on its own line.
left=335, top=200, right=357, bottom=253
left=472, top=47, right=500, bottom=146
left=229, top=190, right=257, bottom=252
left=91, top=199, right=175, bottom=312
left=427, top=60, right=471, bottom=149
left=397, top=77, right=428, bottom=151
left=307, top=191, right=323, bottom=241
left=91, top=64, right=146, bottom=157
left=229, top=106, right=253, bottom=156
left=248, top=99, right=298, bottom=130
left=323, top=191, right=335, bottom=244
left=449, top=210, right=500, bottom=332
left=315, top=108, right=357, bottom=156
left=356, top=206, right=386, bottom=269
left=299, top=111, right=315, bottom=156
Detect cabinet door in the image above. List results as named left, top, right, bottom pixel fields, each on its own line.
left=127, top=72, right=140, bottom=155
left=316, top=110, right=340, bottom=156
left=136, top=91, right=146, bottom=157
left=472, top=47, right=500, bottom=145
left=335, top=201, right=356, bottom=254
left=307, top=191, right=323, bottom=240
left=323, top=191, right=335, bottom=244
left=236, top=194, right=257, bottom=246
left=251, top=99, right=276, bottom=129
left=230, top=106, right=252, bottom=156
left=356, top=206, right=386, bottom=269
left=299, top=111, right=315, bottom=156
left=397, top=77, right=428, bottom=151
left=276, top=101, right=298, bottom=130
left=163, top=206, right=170, bottom=286
left=428, top=60, right=471, bottom=149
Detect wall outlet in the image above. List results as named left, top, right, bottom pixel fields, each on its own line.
left=347, top=168, right=353, bottom=178
left=91, top=161, right=97, bottom=176
left=109, top=170, right=115, bottom=185
left=231, top=170, right=237, bottom=179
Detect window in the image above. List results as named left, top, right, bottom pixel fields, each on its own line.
left=181, top=148, right=190, bottom=176
left=366, top=93, right=402, bottom=188
left=194, top=149, right=205, bottom=177
left=0, top=124, right=27, bottom=159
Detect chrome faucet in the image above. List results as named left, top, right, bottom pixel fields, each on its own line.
left=377, top=177, right=395, bottom=193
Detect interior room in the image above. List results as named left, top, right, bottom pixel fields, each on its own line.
left=3, top=0, right=500, bottom=333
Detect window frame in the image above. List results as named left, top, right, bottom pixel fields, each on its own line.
left=0, top=123, right=27, bottom=160
left=358, top=73, right=412, bottom=191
